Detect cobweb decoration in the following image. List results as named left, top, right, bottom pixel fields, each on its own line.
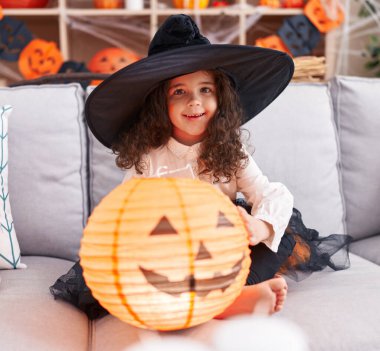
left=67, top=16, right=151, bottom=56
left=332, top=0, right=380, bottom=76
left=0, top=61, right=22, bottom=82
left=66, top=11, right=264, bottom=57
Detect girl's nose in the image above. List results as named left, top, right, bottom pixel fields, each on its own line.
left=188, top=93, right=201, bottom=106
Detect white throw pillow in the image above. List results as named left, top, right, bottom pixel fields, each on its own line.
left=0, top=105, right=26, bottom=269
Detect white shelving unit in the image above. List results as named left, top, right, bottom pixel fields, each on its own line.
left=2, top=0, right=305, bottom=60
left=1, top=0, right=332, bottom=83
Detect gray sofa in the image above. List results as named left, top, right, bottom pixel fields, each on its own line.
left=0, top=76, right=379, bottom=351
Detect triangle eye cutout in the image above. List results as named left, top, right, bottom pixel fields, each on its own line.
left=217, top=211, right=235, bottom=228
left=195, top=241, right=212, bottom=260
left=150, top=216, right=178, bottom=235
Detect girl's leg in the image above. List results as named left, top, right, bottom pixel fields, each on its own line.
left=246, top=234, right=295, bottom=285
left=214, top=276, right=287, bottom=319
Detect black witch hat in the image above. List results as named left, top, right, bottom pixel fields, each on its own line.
left=85, top=14, right=294, bottom=148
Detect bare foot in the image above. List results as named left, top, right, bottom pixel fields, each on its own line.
left=214, top=277, right=287, bottom=319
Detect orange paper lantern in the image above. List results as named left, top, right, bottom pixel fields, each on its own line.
left=304, top=0, right=344, bottom=33
left=80, top=178, right=250, bottom=331
left=18, top=39, right=63, bottom=79
left=172, top=0, right=209, bottom=9
left=255, top=35, right=292, bottom=56
left=93, top=0, right=123, bottom=8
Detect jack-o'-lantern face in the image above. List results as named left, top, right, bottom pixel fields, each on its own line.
left=88, top=47, right=140, bottom=85
left=0, top=17, right=32, bottom=61
left=88, top=47, right=140, bottom=74
left=304, top=0, right=344, bottom=33
left=139, top=212, right=245, bottom=298
left=80, top=178, right=250, bottom=331
left=18, top=39, right=63, bottom=79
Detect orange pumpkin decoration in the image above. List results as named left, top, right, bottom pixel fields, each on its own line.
left=172, top=0, right=209, bottom=9
left=93, top=0, right=123, bottom=8
left=18, top=39, right=63, bottom=79
left=259, top=0, right=281, bottom=8
left=255, top=35, right=292, bottom=56
left=0, top=5, right=3, bottom=20
left=80, top=178, right=250, bottom=331
left=88, top=47, right=140, bottom=85
left=304, top=0, right=344, bottom=33
left=282, top=0, right=304, bottom=7
left=0, top=0, right=48, bottom=8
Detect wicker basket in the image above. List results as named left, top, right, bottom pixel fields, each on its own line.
left=292, top=56, right=326, bottom=82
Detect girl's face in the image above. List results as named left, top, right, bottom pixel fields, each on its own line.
left=167, top=70, right=217, bottom=146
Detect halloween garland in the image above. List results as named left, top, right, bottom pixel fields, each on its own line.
left=256, top=0, right=344, bottom=56
left=0, top=3, right=141, bottom=84
left=0, top=0, right=343, bottom=84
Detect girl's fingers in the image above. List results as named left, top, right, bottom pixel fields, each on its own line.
left=237, top=206, right=251, bottom=223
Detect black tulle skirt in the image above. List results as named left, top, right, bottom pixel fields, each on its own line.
left=50, top=201, right=352, bottom=320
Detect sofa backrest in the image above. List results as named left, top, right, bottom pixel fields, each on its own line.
left=330, top=76, right=380, bottom=241
left=0, top=84, right=89, bottom=261
left=244, top=82, right=345, bottom=236
left=88, top=82, right=346, bottom=237
left=1, top=77, right=378, bottom=261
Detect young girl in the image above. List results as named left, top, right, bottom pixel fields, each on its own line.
left=51, top=14, right=351, bottom=320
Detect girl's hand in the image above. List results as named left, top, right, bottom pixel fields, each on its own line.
left=237, top=206, right=274, bottom=246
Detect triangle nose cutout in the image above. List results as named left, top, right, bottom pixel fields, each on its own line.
left=150, top=216, right=178, bottom=235
left=195, top=241, right=212, bottom=260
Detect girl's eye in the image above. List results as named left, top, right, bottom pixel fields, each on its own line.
left=201, top=87, right=212, bottom=93
left=173, top=89, right=185, bottom=95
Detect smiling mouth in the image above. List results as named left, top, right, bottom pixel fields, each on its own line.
left=139, top=254, right=245, bottom=298
left=183, top=113, right=205, bottom=118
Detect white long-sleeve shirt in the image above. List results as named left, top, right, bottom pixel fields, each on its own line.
left=123, top=137, right=293, bottom=252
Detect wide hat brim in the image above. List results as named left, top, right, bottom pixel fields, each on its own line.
left=85, top=44, right=294, bottom=148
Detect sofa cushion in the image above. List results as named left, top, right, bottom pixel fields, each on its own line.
left=86, top=86, right=125, bottom=211
left=280, top=254, right=380, bottom=350
left=91, top=313, right=307, bottom=351
left=0, top=256, right=89, bottom=351
left=0, top=105, right=25, bottom=269
left=91, top=254, right=380, bottom=351
left=350, top=234, right=380, bottom=265
left=330, top=76, right=380, bottom=240
left=0, top=84, right=89, bottom=261
left=243, top=83, right=345, bottom=236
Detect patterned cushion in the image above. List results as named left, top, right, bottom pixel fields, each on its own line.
left=0, top=106, right=26, bottom=269
left=1, top=84, right=89, bottom=261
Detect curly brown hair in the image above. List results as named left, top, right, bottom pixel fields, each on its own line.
left=112, top=69, right=248, bottom=182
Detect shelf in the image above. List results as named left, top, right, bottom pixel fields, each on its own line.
left=2, top=9, right=60, bottom=16
left=2, top=6, right=303, bottom=17
left=66, top=9, right=151, bottom=15
left=0, top=0, right=328, bottom=85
